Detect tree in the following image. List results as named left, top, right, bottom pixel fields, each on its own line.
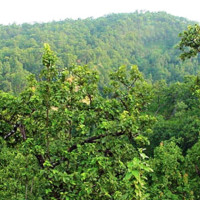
left=149, top=139, right=194, bottom=200
left=178, top=24, right=200, bottom=60
left=0, top=44, right=155, bottom=199
left=185, top=140, right=200, bottom=199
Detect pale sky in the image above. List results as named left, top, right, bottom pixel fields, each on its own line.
left=0, top=0, right=199, bottom=25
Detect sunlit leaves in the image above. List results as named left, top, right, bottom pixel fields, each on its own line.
left=178, top=24, right=200, bottom=60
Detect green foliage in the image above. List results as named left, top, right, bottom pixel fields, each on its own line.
left=0, top=138, right=44, bottom=200
left=122, top=149, right=153, bottom=200
left=185, top=139, right=200, bottom=199
left=0, top=12, right=198, bottom=93
left=1, top=18, right=200, bottom=199
left=148, top=75, right=200, bottom=154
left=0, top=44, right=155, bottom=199
left=178, top=24, right=200, bottom=60
left=149, top=140, right=194, bottom=200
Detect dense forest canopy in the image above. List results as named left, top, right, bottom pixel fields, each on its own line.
left=0, top=11, right=199, bottom=94
left=1, top=11, right=200, bottom=199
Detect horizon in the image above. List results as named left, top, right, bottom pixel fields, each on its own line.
left=0, top=0, right=199, bottom=25
left=0, top=11, right=198, bottom=26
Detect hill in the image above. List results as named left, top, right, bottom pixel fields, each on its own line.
left=0, top=11, right=198, bottom=94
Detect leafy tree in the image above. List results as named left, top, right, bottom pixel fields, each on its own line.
left=185, top=139, right=200, bottom=199
left=0, top=44, right=155, bottom=199
left=149, top=139, right=194, bottom=200
left=148, top=75, right=200, bottom=156
left=178, top=24, right=200, bottom=60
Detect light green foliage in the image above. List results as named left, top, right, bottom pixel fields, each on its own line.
left=0, top=44, right=154, bottom=199
left=0, top=138, right=44, bottom=199
left=122, top=149, right=153, bottom=200
left=178, top=24, right=200, bottom=60
left=149, top=140, right=194, bottom=200
left=185, top=140, right=200, bottom=199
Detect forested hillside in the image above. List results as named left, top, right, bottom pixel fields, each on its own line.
left=1, top=12, right=200, bottom=199
left=0, top=11, right=198, bottom=94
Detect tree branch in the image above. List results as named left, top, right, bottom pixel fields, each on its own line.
left=19, top=124, right=27, bottom=141
left=35, top=154, right=45, bottom=168
left=4, top=123, right=20, bottom=139
left=51, top=131, right=129, bottom=168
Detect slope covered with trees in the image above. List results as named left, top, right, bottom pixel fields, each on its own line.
left=0, top=11, right=199, bottom=94
left=1, top=12, right=200, bottom=199
left=1, top=40, right=200, bottom=199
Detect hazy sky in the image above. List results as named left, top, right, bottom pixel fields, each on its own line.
left=0, top=0, right=199, bottom=25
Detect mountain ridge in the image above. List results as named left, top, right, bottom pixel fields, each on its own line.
left=0, top=11, right=199, bottom=94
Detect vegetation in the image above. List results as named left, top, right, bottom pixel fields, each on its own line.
left=0, top=11, right=199, bottom=94
left=1, top=12, right=200, bottom=199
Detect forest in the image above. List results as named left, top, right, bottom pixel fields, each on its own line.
left=0, top=11, right=200, bottom=199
